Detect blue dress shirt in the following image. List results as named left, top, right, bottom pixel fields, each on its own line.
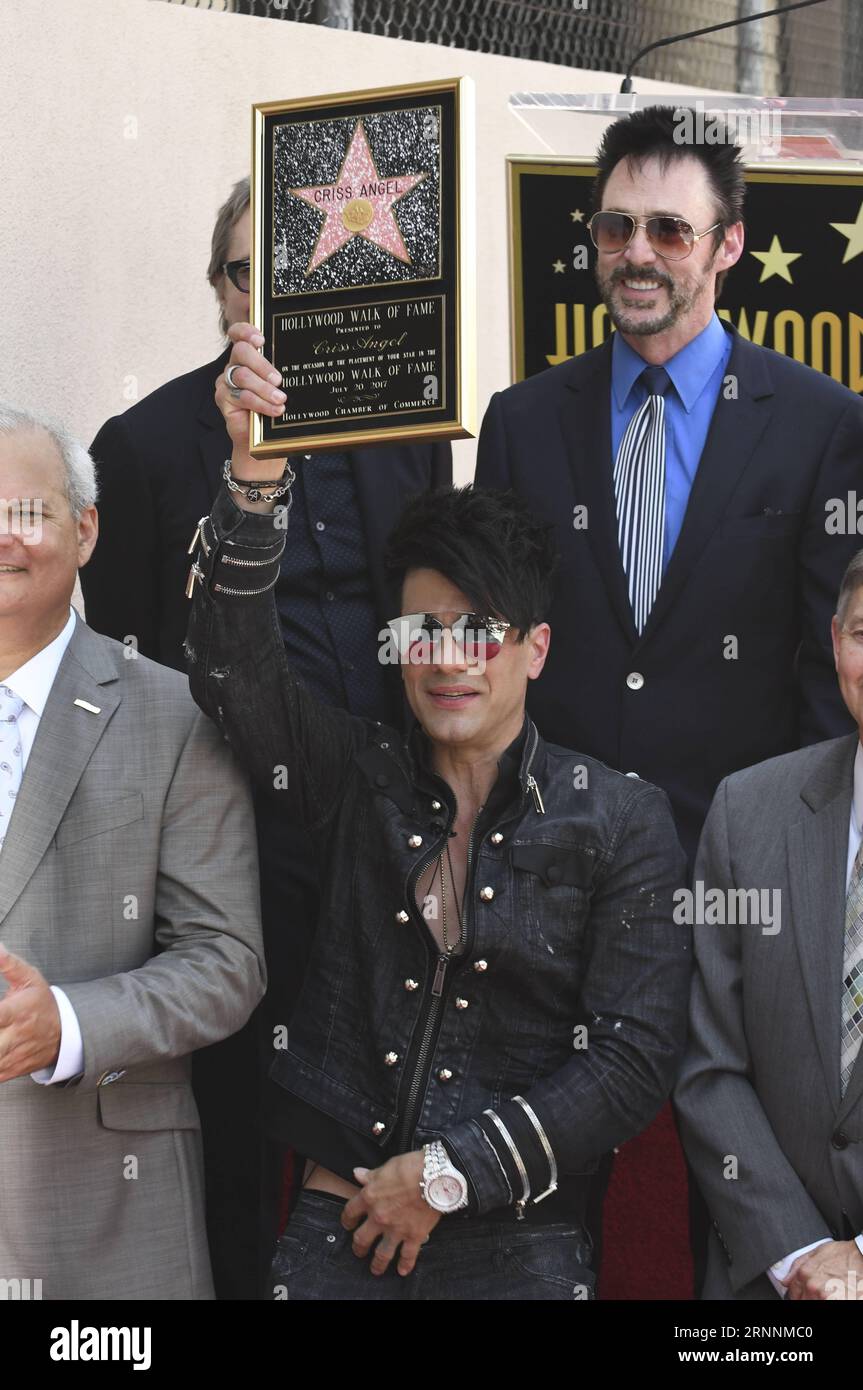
left=610, top=313, right=733, bottom=567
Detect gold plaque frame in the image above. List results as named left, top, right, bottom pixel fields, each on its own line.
left=251, top=77, right=476, bottom=457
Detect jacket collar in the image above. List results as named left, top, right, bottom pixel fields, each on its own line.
left=406, top=710, right=539, bottom=811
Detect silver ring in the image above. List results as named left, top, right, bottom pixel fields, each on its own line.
left=225, top=363, right=243, bottom=398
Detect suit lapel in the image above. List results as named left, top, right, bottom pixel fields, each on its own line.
left=559, top=339, right=638, bottom=643
left=196, top=348, right=232, bottom=504
left=638, top=327, right=775, bottom=645
left=786, top=736, right=857, bottom=1109
left=0, top=618, right=121, bottom=924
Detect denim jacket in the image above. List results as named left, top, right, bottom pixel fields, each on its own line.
left=185, top=484, right=691, bottom=1218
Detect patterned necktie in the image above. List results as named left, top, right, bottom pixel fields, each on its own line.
left=0, top=685, right=24, bottom=853
left=613, top=364, right=670, bottom=635
left=841, top=839, right=863, bottom=1094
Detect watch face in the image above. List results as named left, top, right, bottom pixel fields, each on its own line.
left=428, top=1173, right=464, bottom=1208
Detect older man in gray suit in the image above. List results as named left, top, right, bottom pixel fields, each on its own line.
left=0, top=404, right=265, bottom=1300
left=676, top=549, right=863, bottom=1301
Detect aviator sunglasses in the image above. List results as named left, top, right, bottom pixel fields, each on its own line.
left=386, top=612, right=511, bottom=663
left=587, top=211, right=723, bottom=261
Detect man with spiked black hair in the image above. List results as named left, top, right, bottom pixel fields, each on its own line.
left=183, top=321, right=691, bottom=1300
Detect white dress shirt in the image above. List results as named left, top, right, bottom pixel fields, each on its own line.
left=0, top=609, right=85, bottom=1085
left=767, top=741, right=863, bottom=1295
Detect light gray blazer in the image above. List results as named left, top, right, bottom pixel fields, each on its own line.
left=675, top=733, right=863, bottom=1300
left=0, top=616, right=265, bottom=1300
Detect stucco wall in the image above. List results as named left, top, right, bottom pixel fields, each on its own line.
left=1, top=0, right=713, bottom=482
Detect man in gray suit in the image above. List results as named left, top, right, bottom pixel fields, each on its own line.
left=0, top=404, right=265, bottom=1300
left=676, top=549, right=863, bottom=1301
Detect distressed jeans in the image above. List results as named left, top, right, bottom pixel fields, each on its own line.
left=271, top=1191, right=595, bottom=1301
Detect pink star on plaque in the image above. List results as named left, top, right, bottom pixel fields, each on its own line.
left=289, top=119, right=425, bottom=275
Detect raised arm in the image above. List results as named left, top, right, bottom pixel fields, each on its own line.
left=184, top=323, right=376, bottom=832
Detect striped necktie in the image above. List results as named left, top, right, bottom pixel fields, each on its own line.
left=841, top=839, right=863, bottom=1095
left=0, top=684, right=24, bottom=853
left=613, top=364, right=670, bottom=635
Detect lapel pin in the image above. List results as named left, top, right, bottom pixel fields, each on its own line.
left=73, top=699, right=101, bottom=715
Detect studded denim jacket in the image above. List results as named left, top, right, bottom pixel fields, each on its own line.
left=185, top=484, right=691, bottom=1218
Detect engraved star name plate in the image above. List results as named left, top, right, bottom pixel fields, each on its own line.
left=251, top=79, right=476, bottom=457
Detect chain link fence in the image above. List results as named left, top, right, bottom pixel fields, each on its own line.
left=158, top=0, right=863, bottom=96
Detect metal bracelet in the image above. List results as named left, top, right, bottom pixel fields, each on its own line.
left=222, top=457, right=296, bottom=504
left=483, top=1109, right=530, bottom=1219
left=512, top=1095, right=558, bottom=1204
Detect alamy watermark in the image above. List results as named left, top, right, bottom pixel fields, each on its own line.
left=0, top=499, right=42, bottom=544
left=673, top=101, right=782, bottom=155
left=673, top=882, right=781, bottom=935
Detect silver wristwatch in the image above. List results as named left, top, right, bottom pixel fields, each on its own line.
left=420, top=1140, right=469, bottom=1213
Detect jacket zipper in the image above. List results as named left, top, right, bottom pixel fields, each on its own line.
left=220, top=553, right=279, bottom=567
left=395, top=805, right=480, bottom=1152
left=212, top=580, right=278, bottom=596
left=393, top=725, right=543, bottom=1152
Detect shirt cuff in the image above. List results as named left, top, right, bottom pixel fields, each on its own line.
left=856, top=1234, right=863, bottom=1260
left=767, top=1237, right=833, bottom=1297
left=30, top=986, right=84, bottom=1085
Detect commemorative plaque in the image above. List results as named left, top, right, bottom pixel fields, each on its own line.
left=251, top=78, right=475, bottom=457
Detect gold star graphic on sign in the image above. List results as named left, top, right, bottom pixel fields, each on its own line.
left=552, top=259, right=566, bottom=274
left=830, top=201, right=863, bottom=263
left=750, top=235, right=802, bottom=284
left=570, top=209, right=585, bottom=223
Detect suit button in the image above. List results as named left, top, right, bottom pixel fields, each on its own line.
left=832, top=1130, right=849, bottom=1150
left=546, top=864, right=561, bottom=883
left=626, top=672, right=645, bottom=691
left=396, top=910, right=410, bottom=923
left=407, top=834, right=423, bottom=849
left=479, top=885, right=494, bottom=901
left=490, top=831, right=503, bottom=845
left=375, top=773, right=389, bottom=788
left=404, top=978, right=419, bottom=991
left=438, top=1068, right=453, bottom=1082
left=383, top=1051, right=399, bottom=1066
left=372, top=1121, right=386, bottom=1136
left=473, top=959, right=488, bottom=972
left=455, top=997, right=469, bottom=1010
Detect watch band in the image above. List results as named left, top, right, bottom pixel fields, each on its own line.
left=420, top=1140, right=468, bottom=1213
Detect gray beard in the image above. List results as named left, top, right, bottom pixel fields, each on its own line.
left=597, top=268, right=709, bottom=337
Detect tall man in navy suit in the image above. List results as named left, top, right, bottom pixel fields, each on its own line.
left=475, top=106, right=863, bottom=1296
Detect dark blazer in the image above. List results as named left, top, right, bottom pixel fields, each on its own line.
left=82, top=347, right=453, bottom=676
left=475, top=323, right=863, bottom=864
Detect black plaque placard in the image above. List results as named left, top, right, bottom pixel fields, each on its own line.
left=251, top=79, right=475, bottom=457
